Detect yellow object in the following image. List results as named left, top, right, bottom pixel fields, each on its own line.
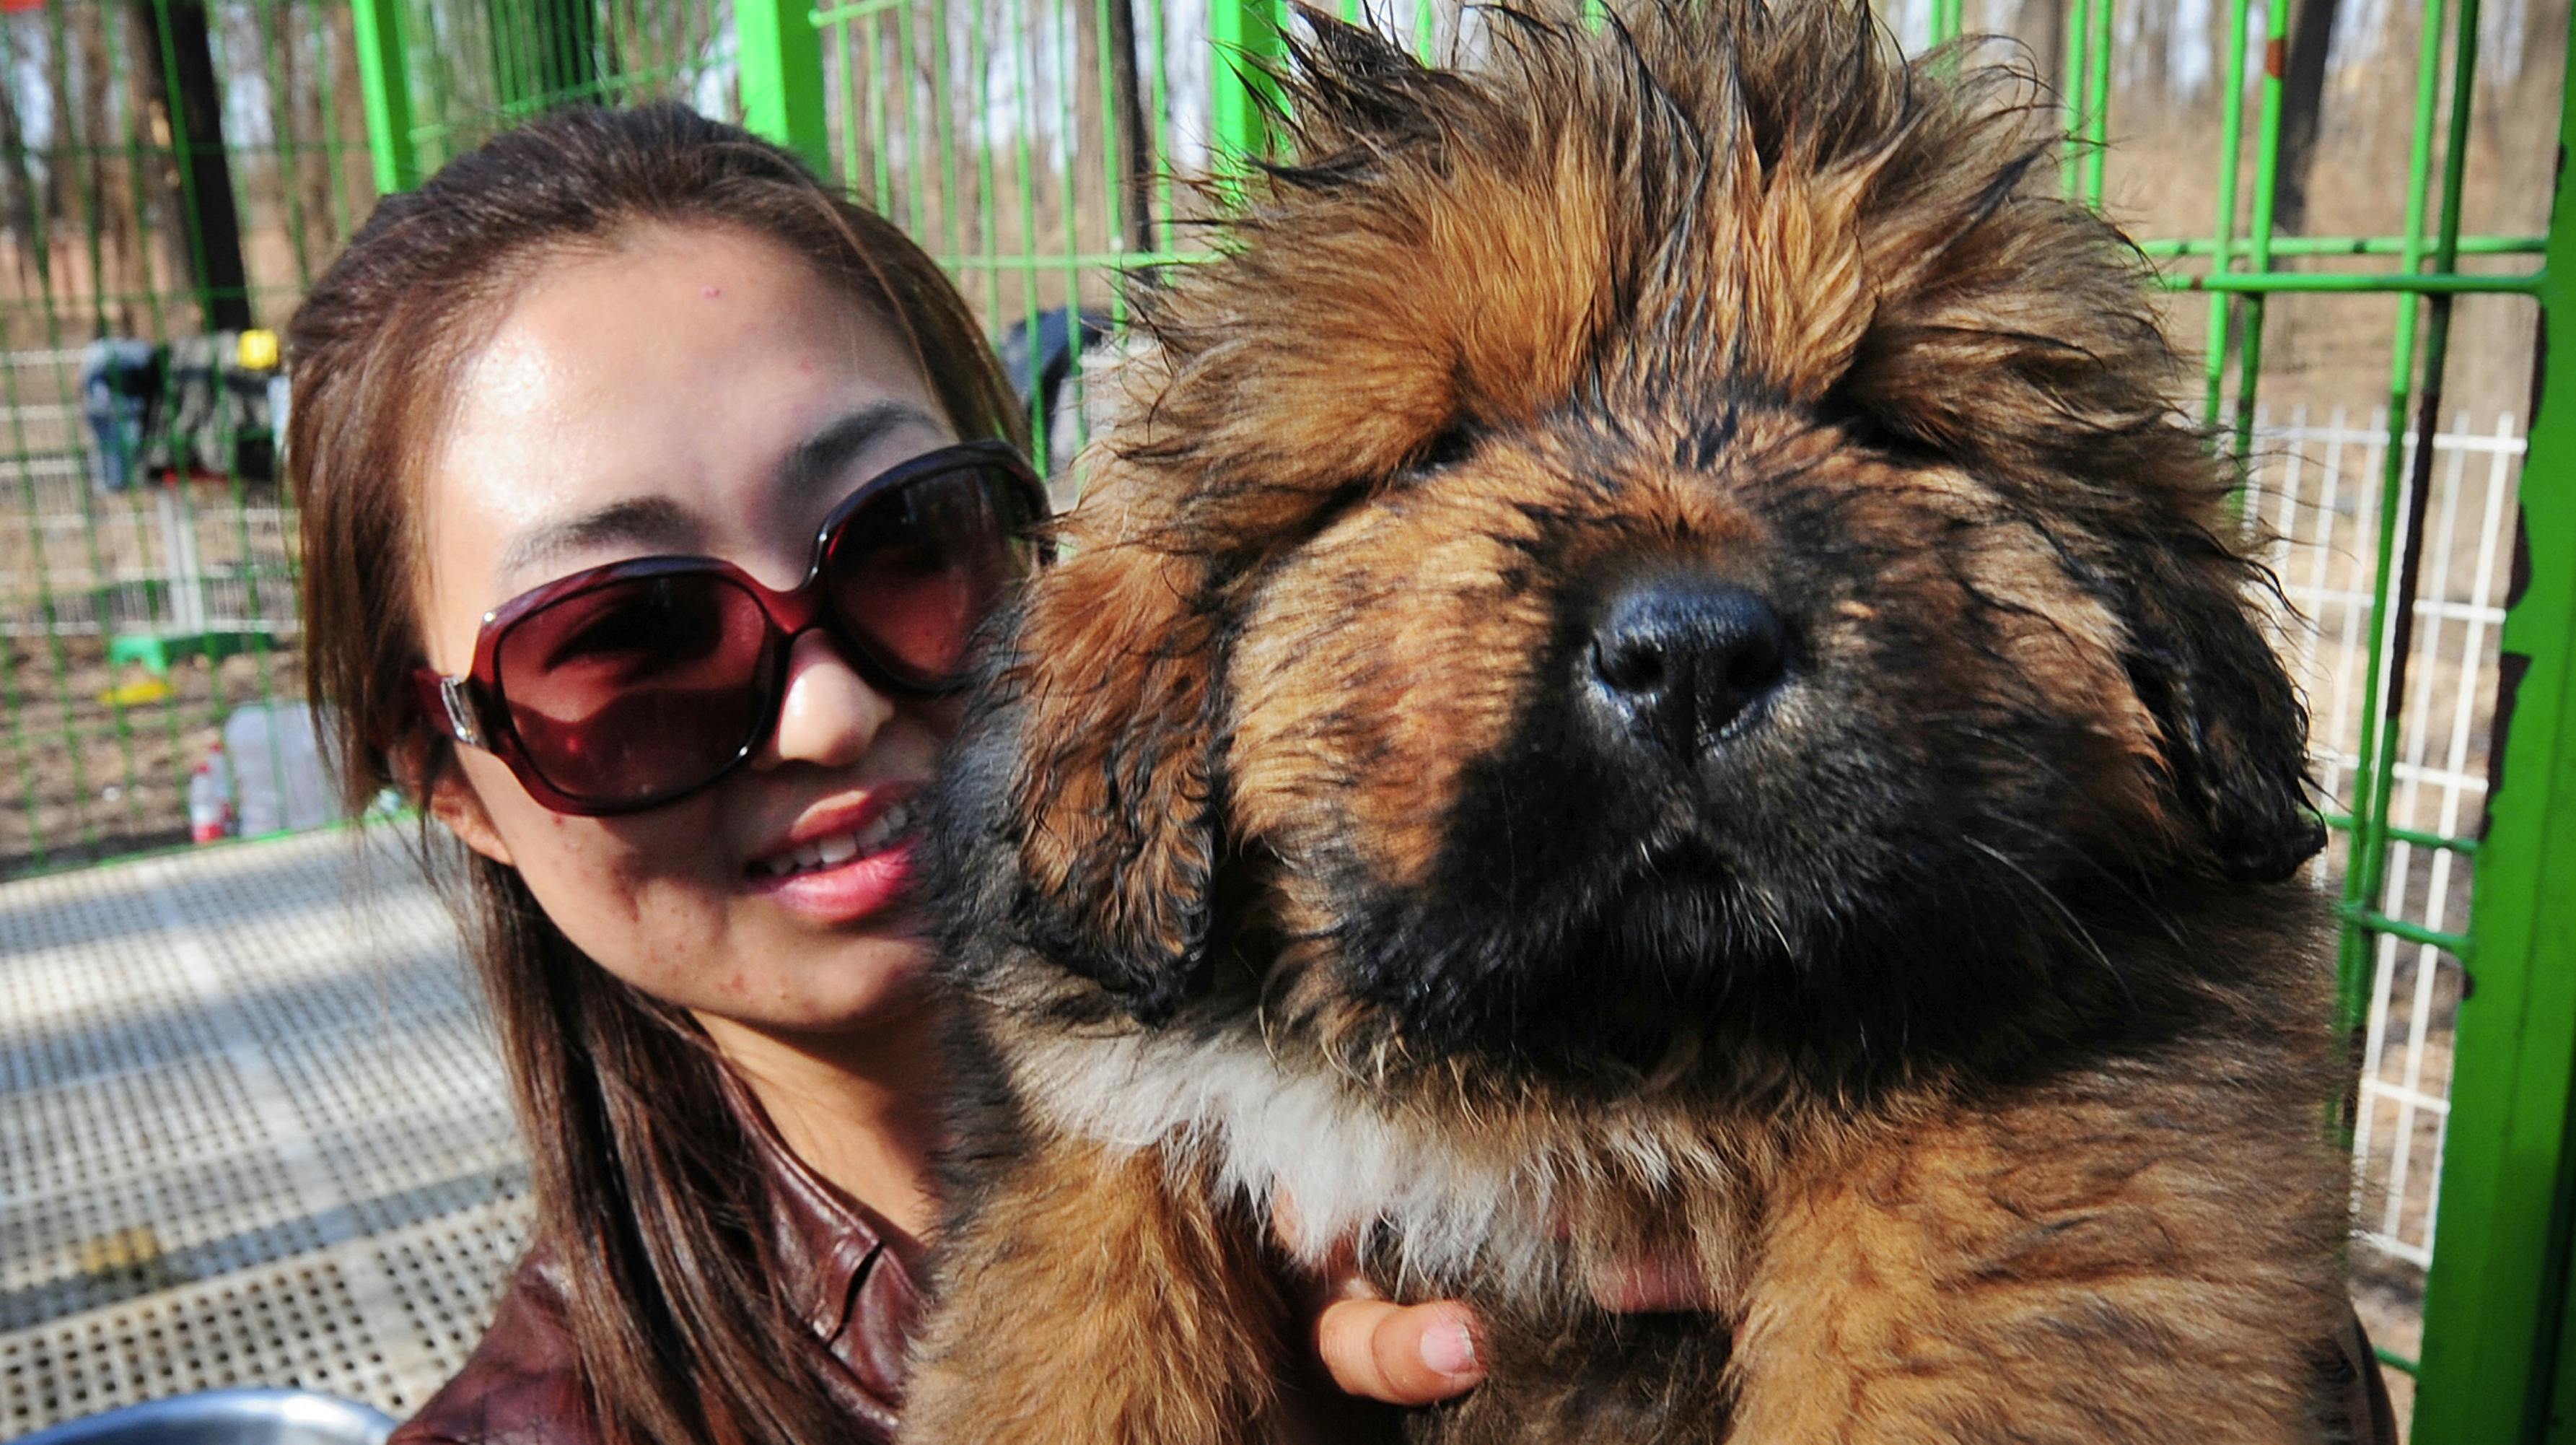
left=76, top=1225, right=167, bottom=1276
left=237, top=328, right=281, bottom=371
left=101, top=676, right=175, bottom=707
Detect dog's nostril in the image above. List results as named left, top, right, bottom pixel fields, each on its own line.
left=1589, top=578, right=1791, bottom=753
left=1723, top=621, right=1788, bottom=696
left=1590, top=634, right=1669, bottom=696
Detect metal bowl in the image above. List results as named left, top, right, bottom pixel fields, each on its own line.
left=14, top=1389, right=398, bottom=1445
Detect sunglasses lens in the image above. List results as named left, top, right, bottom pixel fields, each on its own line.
left=494, top=573, right=774, bottom=807
left=824, top=461, right=1038, bottom=689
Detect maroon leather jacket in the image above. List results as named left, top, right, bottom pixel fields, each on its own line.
left=389, top=1085, right=921, bottom=1445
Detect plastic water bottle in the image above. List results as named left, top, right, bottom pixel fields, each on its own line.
left=188, top=746, right=235, bottom=844
left=224, top=701, right=341, bottom=835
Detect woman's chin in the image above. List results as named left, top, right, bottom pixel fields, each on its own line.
left=752, top=934, right=940, bottom=1037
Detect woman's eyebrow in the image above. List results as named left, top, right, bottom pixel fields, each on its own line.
left=494, top=495, right=700, bottom=590
left=779, top=401, right=944, bottom=499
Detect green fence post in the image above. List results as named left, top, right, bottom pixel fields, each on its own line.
left=1209, top=0, right=1282, bottom=180
left=352, top=0, right=420, bottom=193
left=2406, top=8, right=2576, bottom=1439
left=736, top=0, right=829, bottom=177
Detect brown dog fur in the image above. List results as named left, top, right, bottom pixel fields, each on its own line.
left=907, top=3, right=2354, bottom=1441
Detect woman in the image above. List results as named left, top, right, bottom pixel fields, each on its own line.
left=291, top=103, right=1494, bottom=1445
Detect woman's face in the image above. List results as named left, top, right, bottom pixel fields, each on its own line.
left=416, top=222, right=960, bottom=1039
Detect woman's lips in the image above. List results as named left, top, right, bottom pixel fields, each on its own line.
left=747, top=830, right=920, bottom=925
left=743, top=792, right=922, bottom=926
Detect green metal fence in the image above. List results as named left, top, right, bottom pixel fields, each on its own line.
left=0, top=0, right=377, bottom=877
left=0, top=0, right=2571, bottom=1436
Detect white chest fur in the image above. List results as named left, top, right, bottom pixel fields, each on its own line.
left=1010, top=1027, right=1675, bottom=1288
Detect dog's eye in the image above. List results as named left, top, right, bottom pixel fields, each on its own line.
left=1817, top=396, right=1943, bottom=467
left=1414, top=424, right=1478, bottom=473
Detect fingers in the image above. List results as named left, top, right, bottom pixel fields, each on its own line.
left=1313, top=1296, right=1486, bottom=1405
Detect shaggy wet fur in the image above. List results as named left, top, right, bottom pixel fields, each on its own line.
left=907, top=3, right=2355, bottom=1441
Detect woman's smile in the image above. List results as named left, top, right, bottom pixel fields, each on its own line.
left=745, top=784, right=924, bottom=925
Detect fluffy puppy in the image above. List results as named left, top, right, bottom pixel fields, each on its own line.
left=908, top=2, right=2355, bottom=1441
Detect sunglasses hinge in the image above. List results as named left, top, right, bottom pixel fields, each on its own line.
left=439, top=676, right=486, bottom=750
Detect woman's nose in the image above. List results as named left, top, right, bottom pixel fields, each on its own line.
left=755, top=630, right=895, bottom=772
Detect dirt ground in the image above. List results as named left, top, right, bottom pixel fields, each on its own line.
left=0, top=632, right=307, bottom=877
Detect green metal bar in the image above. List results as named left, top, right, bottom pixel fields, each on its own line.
left=2377, top=1346, right=2422, bottom=1378
left=2337, top=907, right=2474, bottom=957
left=2059, top=0, right=2090, bottom=196
left=1145, top=0, right=1176, bottom=253
left=352, top=0, right=420, bottom=192
left=1209, top=0, right=1282, bottom=182
left=2080, top=0, right=2111, bottom=204
left=2199, top=0, right=2255, bottom=429
left=808, top=0, right=903, bottom=22
left=735, top=0, right=828, bottom=173
left=2344, top=0, right=2484, bottom=1134
left=2406, top=3, right=2576, bottom=1437
left=2336, top=0, right=2458, bottom=1044
left=2141, top=232, right=2544, bottom=258
left=1052, top=0, right=1085, bottom=458
left=2163, top=269, right=2543, bottom=294
left=2319, top=813, right=2481, bottom=855
left=2225, top=30, right=2286, bottom=460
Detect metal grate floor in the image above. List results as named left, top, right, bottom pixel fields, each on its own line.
left=0, top=829, right=529, bottom=1436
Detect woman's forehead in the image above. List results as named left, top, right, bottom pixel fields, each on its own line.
left=421, top=224, right=947, bottom=604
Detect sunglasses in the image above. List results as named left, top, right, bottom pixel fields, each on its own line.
left=413, top=440, right=1048, bottom=816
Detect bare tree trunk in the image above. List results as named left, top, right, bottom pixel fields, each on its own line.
left=273, top=0, right=310, bottom=280
left=2014, top=0, right=2063, bottom=98
left=323, top=6, right=364, bottom=222
left=1105, top=0, right=1155, bottom=256
left=74, top=7, right=139, bottom=334
left=125, top=0, right=252, bottom=331
left=45, top=12, right=76, bottom=230
left=0, top=17, right=46, bottom=286
left=122, top=3, right=196, bottom=324
left=2271, top=0, right=2341, bottom=234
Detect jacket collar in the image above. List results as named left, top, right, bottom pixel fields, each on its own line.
left=714, top=1063, right=909, bottom=1346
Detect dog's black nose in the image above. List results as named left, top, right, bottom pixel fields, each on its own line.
left=1587, top=579, right=1789, bottom=757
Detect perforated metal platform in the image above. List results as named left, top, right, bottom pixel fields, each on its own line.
left=0, top=830, right=529, bottom=1437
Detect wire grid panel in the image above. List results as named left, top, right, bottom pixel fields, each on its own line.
left=395, top=0, right=740, bottom=173
left=0, top=0, right=382, bottom=879
left=0, top=827, right=530, bottom=1435
left=2236, top=407, right=2523, bottom=1273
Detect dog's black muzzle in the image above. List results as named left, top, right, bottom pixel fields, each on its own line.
left=1580, top=572, right=1792, bottom=770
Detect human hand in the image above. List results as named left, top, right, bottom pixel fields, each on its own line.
left=1295, top=1200, right=1714, bottom=1405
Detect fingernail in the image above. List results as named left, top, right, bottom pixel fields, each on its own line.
left=1421, top=1320, right=1479, bottom=1378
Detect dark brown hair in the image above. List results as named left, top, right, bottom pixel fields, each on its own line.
left=289, top=103, right=1020, bottom=1445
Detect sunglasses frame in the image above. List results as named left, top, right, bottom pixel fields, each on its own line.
left=411, top=439, right=1048, bottom=816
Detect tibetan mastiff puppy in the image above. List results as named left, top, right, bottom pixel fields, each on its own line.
left=908, top=1, right=2362, bottom=1441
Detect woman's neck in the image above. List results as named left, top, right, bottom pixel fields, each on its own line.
left=693, top=993, right=947, bottom=1260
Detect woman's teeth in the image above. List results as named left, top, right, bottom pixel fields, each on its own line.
left=758, top=803, right=913, bottom=877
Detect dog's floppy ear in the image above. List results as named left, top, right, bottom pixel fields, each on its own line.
left=935, top=479, right=1228, bottom=1023
left=2116, top=528, right=2326, bottom=884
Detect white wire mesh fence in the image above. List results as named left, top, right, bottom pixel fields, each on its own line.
left=2238, top=406, right=2523, bottom=1275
